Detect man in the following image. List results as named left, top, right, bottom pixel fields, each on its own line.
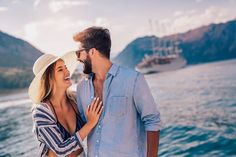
left=74, top=26, right=162, bottom=157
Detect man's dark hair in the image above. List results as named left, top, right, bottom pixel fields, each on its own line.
left=74, top=26, right=111, bottom=59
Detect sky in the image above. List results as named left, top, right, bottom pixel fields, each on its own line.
left=0, top=0, right=236, bottom=57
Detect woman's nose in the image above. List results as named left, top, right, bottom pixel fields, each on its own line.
left=65, top=68, right=70, bottom=75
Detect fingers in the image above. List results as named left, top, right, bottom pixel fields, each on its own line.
left=88, top=97, right=96, bottom=112
left=86, top=97, right=103, bottom=126
left=87, top=104, right=91, bottom=112
left=88, top=97, right=102, bottom=113
left=92, top=97, right=99, bottom=111
left=98, top=103, right=103, bottom=116
left=95, top=101, right=103, bottom=114
left=94, top=98, right=102, bottom=112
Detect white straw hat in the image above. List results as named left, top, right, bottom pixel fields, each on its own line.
left=28, top=51, right=78, bottom=104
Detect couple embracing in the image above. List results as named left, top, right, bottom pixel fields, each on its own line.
left=29, top=27, right=162, bottom=157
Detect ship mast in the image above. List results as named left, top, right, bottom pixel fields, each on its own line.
left=149, top=19, right=156, bottom=56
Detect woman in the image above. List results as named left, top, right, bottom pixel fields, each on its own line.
left=29, top=52, right=102, bottom=157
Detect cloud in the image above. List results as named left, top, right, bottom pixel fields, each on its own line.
left=21, top=17, right=110, bottom=55
left=153, top=6, right=236, bottom=36
left=23, top=22, right=39, bottom=41
left=174, top=11, right=184, bottom=17
left=0, top=7, right=8, bottom=12
left=11, top=0, right=20, bottom=4
left=95, top=17, right=110, bottom=27
left=229, top=0, right=236, bottom=3
left=22, top=18, right=83, bottom=54
left=48, top=0, right=90, bottom=13
left=23, top=17, right=110, bottom=41
left=23, top=17, right=87, bottom=41
left=33, top=0, right=41, bottom=7
left=195, top=0, right=204, bottom=3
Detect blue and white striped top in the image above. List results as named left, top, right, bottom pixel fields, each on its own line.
left=32, top=102, right=85, bottom=157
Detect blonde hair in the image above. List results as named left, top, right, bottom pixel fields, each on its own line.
left=36, top=59, right=76, bottom=104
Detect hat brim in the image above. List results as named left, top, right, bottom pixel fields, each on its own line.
left=28, top=51, right=78, bottom=104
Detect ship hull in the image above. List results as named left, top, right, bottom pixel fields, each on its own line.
left=135, top=56, right=187, bottom=74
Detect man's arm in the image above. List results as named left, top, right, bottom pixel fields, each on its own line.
left=147, top=131, right=160, bottom=157
left=133, top=73, right=162, bottom=157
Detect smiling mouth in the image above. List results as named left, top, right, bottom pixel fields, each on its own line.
left=64, top=76, right=71, bottom=81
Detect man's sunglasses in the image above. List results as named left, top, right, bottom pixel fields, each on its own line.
left=75, top=48, right=86, bottom=58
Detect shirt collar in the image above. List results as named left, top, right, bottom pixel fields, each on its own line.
left=87, top=63, right=119, bottom=80
left=107, top=63, right=119, bottom=77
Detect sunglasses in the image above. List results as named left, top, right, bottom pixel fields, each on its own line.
left=75, top=48, right=86, bottom=58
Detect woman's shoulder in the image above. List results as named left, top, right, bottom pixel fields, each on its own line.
left=32, top=102, right=56, bottom=122
left=32, top=102, right=50, bottom=114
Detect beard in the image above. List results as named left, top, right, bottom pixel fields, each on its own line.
left=83, top=57, right=92, bottom=74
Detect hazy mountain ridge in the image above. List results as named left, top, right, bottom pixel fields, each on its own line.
left=0, top=31, right=43, bottom=68
left=0, top=30, right=43, bottom=89
left=114, top=19, right=236, bottom=68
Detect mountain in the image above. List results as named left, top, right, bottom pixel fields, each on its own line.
left=0, top=31, right=43, bottom=68
left=0, top=31, right=43, bottom=89
left=113, top=19, right=236, bottom=68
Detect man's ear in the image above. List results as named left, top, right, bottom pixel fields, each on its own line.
left=89, top=48, right=95, bottom=56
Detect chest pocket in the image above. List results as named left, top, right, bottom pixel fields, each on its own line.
left=109, top=96, right=128, bottom=117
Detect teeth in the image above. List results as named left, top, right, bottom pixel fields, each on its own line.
left=64, top=76, right=70, bottom=80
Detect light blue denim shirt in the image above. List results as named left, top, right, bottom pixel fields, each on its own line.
left=76, top=63, right=162, bottom=157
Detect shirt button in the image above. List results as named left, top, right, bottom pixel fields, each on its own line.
left=95, top=155, right=98, bottom=157
left=96, top=140, right=99, bottom=143
left=98, top=125, right=101, bottom=128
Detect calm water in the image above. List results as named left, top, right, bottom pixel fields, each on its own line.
left=0, top=59, right=236, bottom=157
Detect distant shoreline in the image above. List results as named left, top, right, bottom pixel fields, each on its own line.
left=0, top=88, right=27, bottom=96
left=0, top=58, right=235, bottom=93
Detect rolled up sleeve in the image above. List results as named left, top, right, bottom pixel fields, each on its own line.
left=133, top=73, right=162, bottom=131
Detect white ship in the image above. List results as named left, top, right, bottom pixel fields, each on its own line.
left=135, top=19, right=187, bottom=74
left=135, top=40, right=187, bottom=74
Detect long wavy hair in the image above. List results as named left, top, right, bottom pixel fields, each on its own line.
left=37, top=59, right=76, bottom=104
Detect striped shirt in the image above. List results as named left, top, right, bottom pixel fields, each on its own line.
left=32, top=102, right=85, bottom=157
